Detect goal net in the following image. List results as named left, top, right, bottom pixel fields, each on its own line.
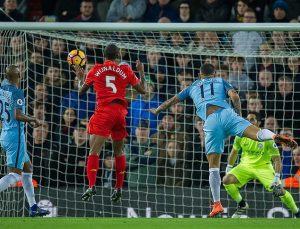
left=0, top=23, right=300, bottom=218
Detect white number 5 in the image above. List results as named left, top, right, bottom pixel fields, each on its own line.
left=106, top=76, right=117, bottom=93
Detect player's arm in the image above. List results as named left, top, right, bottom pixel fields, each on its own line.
left=228, top=88, right=242, bottom=116
left=148, top=95, right=180, bottom=115
left=226, top=136, right=241, bottom=173
left=272, top=155, right=282, bottom=175
left=132, top=60, right=146, bottom=94
left=15, top=109, right=41, bottom=127
left=73, top=65, right=91, bottom=96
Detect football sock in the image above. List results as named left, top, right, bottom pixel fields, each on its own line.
left=280, top=191, right=299, bottom=214
left=87, top=154, right=99, bottom=188
left=256, top=129, right=275, bottom=141
left=0, top=173, right=21, bottom=192
left=223, top=183, right=243, bottom=203
left=115, top=154, right=126, bottom=189
left=209, top=168, right=221, bottom=202
left=22, top=173, right=36, bottom=207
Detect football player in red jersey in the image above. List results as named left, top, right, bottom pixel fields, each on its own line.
left=73, top=43, right=145, bottom=202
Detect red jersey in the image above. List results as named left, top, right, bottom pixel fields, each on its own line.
left=85, top=60, right=140, bottom=110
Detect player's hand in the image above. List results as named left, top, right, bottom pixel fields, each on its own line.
left=148, top=108, right=160, bottom=115
left=226, top=165, right=233, bottom=174
left=136, top=60, right=144, bottom=73
left=73, top=65, right=85, bottom=81
left=271, top=183, right=283, bottom=197
left=30, top=119, right=42, bottom=128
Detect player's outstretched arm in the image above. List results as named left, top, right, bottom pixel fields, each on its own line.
left=228, top=89, right=242, bottom=116
left=15, top=109, right=41, bottom=128
left=132, top=60, right=146, bottom=94
left=73, top=65, right=90, bottom=95
left=148, top=95, right=180, bottom=115
left=272, top=155, right=282, bottom=175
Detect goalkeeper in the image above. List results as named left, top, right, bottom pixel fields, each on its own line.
left=223, top=112, right=300, bottom=218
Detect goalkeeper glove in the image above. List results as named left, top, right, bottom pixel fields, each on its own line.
left=271, top=173, right=284, bottom=197
left=226, top=165, right=233, bottom=174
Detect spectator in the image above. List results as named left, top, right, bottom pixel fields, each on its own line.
left=72, top=0, right=100, bottom=22
left=216, top=64, right=229, bottom=80
left=54, top=107, right=78, bottom=146
left=156, top=16, right=171, bottom=45
left=196, top=0, right=231, bottom=22
left=126, top=120, right=158, bottom=187
left=102, top=152, right=114, bottom=188
left=43, top=64, right=69, bottom=121
left=61, top=76, right=96, bottom=120
left=228, top=56, right=254, bottom=97
left=283, top=147, right=300, bottom=188
left=247, top=96, right=264, bottom=117
left=96, top=0, right=112, bottom=21
left=177, top=0, right=194, bottom=22
left=5, top=35, right=25, bottom=64
left=280, top=128, right=295, bottom=179
left=249, top=42, right=284, bottom=81
left=106, top=0, right=147, bottom=22
left=60, top=122, right=89, bottom=185
left=33, top=83, right=49, bottom=105
left=256, top=70, right=276, bottom=116
left=275, top=76, right=299, bottom=128
left=232, top=8, right=263, bottom=71
left=28, top=52, right=45, bottom=91
left=143, top=0, right=178, bottom=22
left=270, top=0, right=289, bottom=22
left=127, top=76, right=163, bottom=137
left=31, top=36, right=50, bottom=63
left=54, top=0, right=81, bottom=22
left=246, top=0, right=267, bottom=22
left=27, top=121, right=59, bottom=186
left=48, top=38, right=68, bottom=68
left=0, top=0, right=24, bottom=21
left=157, top=140, right=186, bottom=186
left=231, top=0, right=249, bottom=22
left=264, top=116, right=280, bottom=133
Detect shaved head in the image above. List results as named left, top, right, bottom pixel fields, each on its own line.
left=6, top=65, right=20, bottom=83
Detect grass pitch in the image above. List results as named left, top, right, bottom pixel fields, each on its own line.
left=1, top=218, right=299, bottom=229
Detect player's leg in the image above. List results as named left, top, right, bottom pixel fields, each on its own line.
left=203, top=113, right=225, bottom=217
left=82, top=134, right=107, bottom=201
left=0, top=141, right=22, bottom=192
left=110, top=105, right=128, bottom=202
left=243, top=125, right=297, bottom=148
left=223, top=165, right=252, bottom=218
left=23, top=160, right=50, bottom=217
left=256, top=166, right=300, bottom=217
left=111, top=139, right=125, bottom=202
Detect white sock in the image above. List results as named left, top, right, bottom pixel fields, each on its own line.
left=209, top=168, right=221, bottom=202
left=22, top=173, right=36, bottom=207
left=0, top=173, right=21, bottom=192
left=256, top=129, right=275, bottom=141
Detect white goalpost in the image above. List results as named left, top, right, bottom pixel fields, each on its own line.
left=0, top=22, right=299, bottom=218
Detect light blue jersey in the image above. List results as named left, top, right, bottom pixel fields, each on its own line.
left=0, top=79, right=29, bottom=169
left=177, top=77, right=251, bottom=154
left=177, top=77, right=232, bottom=121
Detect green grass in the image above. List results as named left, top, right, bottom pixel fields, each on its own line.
left=1, top=218, right=300, bottom=229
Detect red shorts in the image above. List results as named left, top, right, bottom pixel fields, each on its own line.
left=88, top=103, right=128, bottom=141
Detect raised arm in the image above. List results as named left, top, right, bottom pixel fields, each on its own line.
left=148, top=95, right=181, bottom=115
left=73, top=65, right=90, bottom=96
left=228, top=88, right=242, bottom=116
left=132, top=60, right=146, bottom=94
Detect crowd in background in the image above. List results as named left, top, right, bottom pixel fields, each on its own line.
left=0, top=0, right=300, bottom=190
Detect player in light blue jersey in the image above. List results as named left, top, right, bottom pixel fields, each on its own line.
left=149, top=63, right=297, bottom=217
left=0, top=65, right=50, bottom=217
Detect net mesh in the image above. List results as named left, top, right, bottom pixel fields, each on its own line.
left=0, top=26, right=300, bottom=218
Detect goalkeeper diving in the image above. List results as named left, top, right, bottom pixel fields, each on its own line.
left=223, top=112, right=300, bottom=218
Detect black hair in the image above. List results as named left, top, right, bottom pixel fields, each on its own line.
left=200, top=63, right=215, bottom=76
left=247, top=112, right=261, bottom=122
left=104, top=43, right=119, bottom=60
